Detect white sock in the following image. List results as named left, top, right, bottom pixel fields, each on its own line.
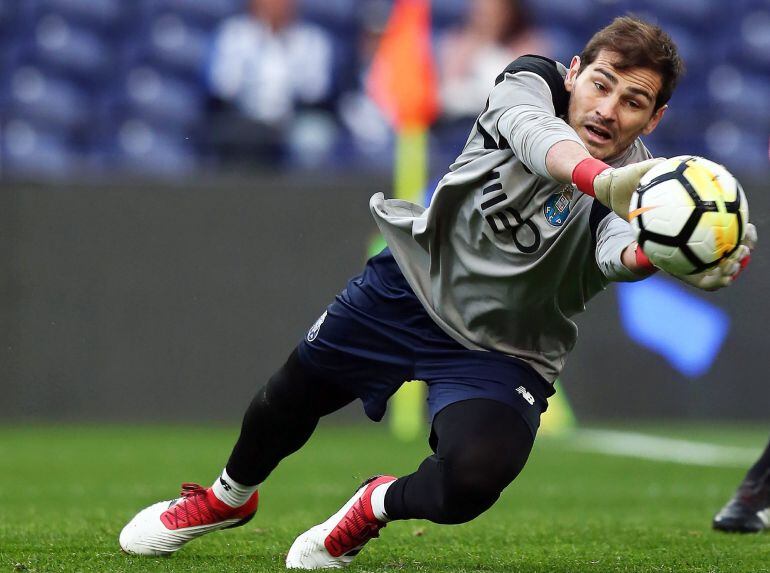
left=370, top=481, right=393, bottom=523
left=211, top=469, right=258, bottom=508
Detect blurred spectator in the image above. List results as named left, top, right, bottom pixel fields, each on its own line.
left=335, top=0, right=393, bottom=167
left=205, top=0, right=336, bottom=166
left=0, top=0, right=768, bottom=178
left=436, top=0, right=548, bottom=120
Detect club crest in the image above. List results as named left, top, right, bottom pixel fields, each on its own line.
left=543, top=186, right=573, bottom=227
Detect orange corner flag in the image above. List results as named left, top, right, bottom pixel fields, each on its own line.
left=367, top=0, right=439, bottom=130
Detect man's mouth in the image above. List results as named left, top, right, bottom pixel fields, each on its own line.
left=585, top=124, right=612, bottom=142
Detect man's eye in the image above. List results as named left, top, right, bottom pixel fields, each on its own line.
left=627, top=100, right=641, bottom=109
left=594, top=82, right=605, bottom=92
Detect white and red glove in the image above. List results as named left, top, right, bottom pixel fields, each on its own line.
left=572, top=157, right=665, bottom=221
left=674, top=223, right=757, bottom=291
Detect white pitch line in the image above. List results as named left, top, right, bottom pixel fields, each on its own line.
left=569, top=429, right=761, bottom=468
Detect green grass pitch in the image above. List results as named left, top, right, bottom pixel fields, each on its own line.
left=1, top=422, right=769, bottom=573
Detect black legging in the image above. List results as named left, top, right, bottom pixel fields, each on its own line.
left=225, top=350, right=535, bottom=525
left=226, top=349, right=356, bottom=485
left=745, top=436, right=770, bottom=482
left=385, top=399, right=534, bottom=524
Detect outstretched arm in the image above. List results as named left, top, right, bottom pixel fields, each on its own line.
left=544, top=140, right=592, bottom=183
left=546, top=140, right=663, bottom=221
left=620, top=241, right=656, bottom=277
left=618, top=224, right=757, bottom=288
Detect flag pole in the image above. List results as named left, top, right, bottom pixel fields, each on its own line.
left=389, top=127, right=429, bottom=441
left=366, top=0, right=438, bottom=441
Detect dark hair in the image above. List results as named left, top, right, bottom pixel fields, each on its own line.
left=579, top=15, right=685, bottom=110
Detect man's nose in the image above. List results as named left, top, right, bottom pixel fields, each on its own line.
left=595, top=97, right=619, bottom=123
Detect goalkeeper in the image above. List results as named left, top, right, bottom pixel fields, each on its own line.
left=119, top=16, right=756, bottom=568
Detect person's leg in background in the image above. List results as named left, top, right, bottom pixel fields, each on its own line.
left=713, top=436, right=770, bottom=533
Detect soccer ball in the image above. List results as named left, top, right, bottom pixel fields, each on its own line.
left=628, top=155, right=749, bottom=275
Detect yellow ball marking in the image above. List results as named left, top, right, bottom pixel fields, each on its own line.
left=700, top=212, right=739, bottom=257
left=683, top=161, right=728, bottom=212
left=683, top=160, right=743, bottom=258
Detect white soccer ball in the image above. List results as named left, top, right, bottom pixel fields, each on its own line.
left=628, top=155, right=749, bottom=276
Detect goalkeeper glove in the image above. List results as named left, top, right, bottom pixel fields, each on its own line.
left=674, top=222, right=757, bottom=291
left=572, top=157, right=665, bottom=221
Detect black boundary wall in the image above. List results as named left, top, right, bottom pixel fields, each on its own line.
left=1, top=174, right=768, bottom=423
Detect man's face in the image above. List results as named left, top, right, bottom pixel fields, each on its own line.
left=564, top=49, right=666, bottom=161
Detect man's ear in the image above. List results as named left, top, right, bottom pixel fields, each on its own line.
left=564, top=56, right=581, bottom=92
left=642, top=104, right=667, bottom=136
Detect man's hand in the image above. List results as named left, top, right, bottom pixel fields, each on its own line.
left=674, top=223, right=757, bottom=291
left=571, top=157, right=665, bottom=220
left=591, top=159, right=665, bottom=220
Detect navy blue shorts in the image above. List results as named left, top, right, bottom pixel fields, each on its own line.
left=296, top=249, right=554, bottom=437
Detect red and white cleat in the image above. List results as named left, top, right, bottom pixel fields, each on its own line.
left=286, top=475, right=396, bottom=569
left=119, top=483, right=259, bottom=556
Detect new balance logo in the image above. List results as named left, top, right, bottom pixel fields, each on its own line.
left=516, top=385, right=534, bottom=406
left=307, top=310, right=328, bottom=342
left=219, top=477, right=232, bottom=492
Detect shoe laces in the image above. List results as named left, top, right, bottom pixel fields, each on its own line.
left=161, top=483, right=222, bottom=529
left=326, top=499, right=383, bottom=556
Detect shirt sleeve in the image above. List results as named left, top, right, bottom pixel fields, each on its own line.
left=590, top=200, right=643, bottom=282
left=474, top=66, right=585, bottom=179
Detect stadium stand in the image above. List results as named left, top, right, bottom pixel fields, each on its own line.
left=0, top=0, right=766, bottom=179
